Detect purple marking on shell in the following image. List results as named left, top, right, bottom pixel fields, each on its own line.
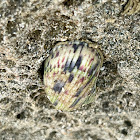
left=68, top=74, right=74, bottom=83
left=53, top=80, right=65, bottom=93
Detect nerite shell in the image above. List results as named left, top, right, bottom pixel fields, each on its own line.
left=44, top=41, right=103, bottom=111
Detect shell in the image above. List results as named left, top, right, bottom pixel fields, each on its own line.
left=44, top=40, right=103, bottom=111
left=121, top=0, right=140, bottom=15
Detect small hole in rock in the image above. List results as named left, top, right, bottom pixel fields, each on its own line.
left=124, top=120, right=132, bottom=128
left=121, top=129, right=128, bottom=136
left=16, top=111, right=25, bottom=120
left=55, top=111, right=67, bottom=120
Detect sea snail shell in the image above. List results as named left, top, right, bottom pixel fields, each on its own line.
left=44, top=40, right=103, bottom=111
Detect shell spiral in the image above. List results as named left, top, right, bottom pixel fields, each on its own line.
left=44, top=41, right=103, bottom=111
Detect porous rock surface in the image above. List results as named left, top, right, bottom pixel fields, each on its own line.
left=0, top=0, right=140, bottom=140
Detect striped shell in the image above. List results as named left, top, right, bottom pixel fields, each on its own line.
left=44, top=41, right=103, bottom=111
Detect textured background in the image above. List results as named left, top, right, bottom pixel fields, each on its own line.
left=0, top=0, right=140, bottom=140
